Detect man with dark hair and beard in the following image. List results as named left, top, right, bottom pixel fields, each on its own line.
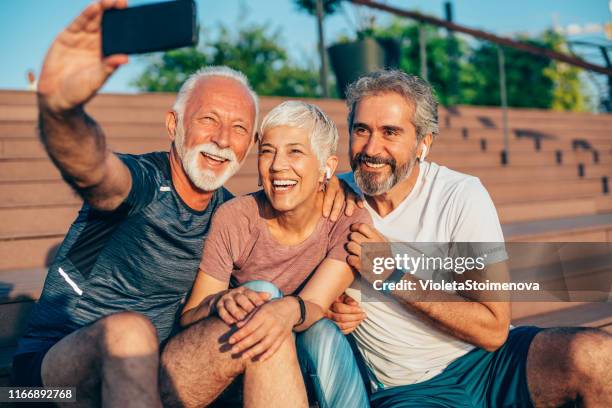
left=331, top=70, right=612, bottom=407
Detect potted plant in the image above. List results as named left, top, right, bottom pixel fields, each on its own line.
left=294, top=0, right=400, bottom=98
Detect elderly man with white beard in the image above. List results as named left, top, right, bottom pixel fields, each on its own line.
left=11, top=2, right=356, bottom=407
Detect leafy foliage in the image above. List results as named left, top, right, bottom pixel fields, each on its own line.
left=133, top=17, right=588, bottom=111
left=133, top=23, right=321, bottom=97
left=541, top=31, right=589, bottom=111
left=467, top=39, right=554, bottom=108
left=373, top=20, right=587, bottom=110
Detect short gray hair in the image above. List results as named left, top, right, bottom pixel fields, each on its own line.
left=172, top=66, right=260, bottom=134
left=346, top=70, right=439, bottom=140
left=260, top=101, right=338, bottom=169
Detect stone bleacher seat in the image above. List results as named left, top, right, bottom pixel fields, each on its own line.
left=0, top=90, right=610, bottom=385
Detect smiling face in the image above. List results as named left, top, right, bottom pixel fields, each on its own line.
left=350, top=92, right=420, bottom=196
left=258, top=126, right=329, bottom=212
left=172, top=76, right=256, bottom=191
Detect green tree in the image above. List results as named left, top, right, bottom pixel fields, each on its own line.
left=466, top=38, right=554, bottom=109
left=133, top=23, right=321, bottom=97
left=465, top=30, right=587, bottom=111
left=372, top=19, right=588, bottom=111
left=134, top=15, right=589, bottom=111
left=133, top=48, right=210, bottom=93
left=541, top=31, right=589, bottom=111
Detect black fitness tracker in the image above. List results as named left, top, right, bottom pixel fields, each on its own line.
left=289, top=294, right=306, bottom=326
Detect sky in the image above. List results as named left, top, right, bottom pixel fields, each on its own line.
left=0, top=0, right=609, bottom=93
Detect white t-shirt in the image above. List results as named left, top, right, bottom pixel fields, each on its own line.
left=340, top=161, right=505, bottom=390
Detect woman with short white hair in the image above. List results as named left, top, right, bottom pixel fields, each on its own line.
left=181, top=100, right=370, bottom=407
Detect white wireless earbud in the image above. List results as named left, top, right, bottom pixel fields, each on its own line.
left=420, top=145, right=428, bottom=162
left=325, top=167, right=331, bottom=180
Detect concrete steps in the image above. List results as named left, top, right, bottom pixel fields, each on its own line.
left=504, top=213, right=612, bottom=242
left=488, top=179, right=604, bottom=204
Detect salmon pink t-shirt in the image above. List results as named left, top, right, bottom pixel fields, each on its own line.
left=199, top=190, right=372, bottom=294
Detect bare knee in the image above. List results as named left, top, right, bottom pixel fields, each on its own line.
left=198, top=315, right=235, bottom=347
left=160, top=317, right=242, bottom=407
left=245, top=333, right=297, bottom=371
left=161, top=316, right=239, bottom=374
left=97, top=311, right=159, bottom=358
left=567, top=328, right=612, bottom=386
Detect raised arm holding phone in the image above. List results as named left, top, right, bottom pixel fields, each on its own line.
left=37, top=0, right=131, bottom=211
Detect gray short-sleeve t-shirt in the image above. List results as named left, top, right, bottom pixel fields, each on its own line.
left=16, top=151, right=233, bottom=355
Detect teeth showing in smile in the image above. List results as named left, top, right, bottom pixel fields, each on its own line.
left=364, top=161, right=385, bottom=168
left=202, top=152, right=228, bottom=163
left=272, top=179, right=298, bottom=191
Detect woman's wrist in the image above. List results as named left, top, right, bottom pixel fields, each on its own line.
left=285, top=295, right=306, bottom=327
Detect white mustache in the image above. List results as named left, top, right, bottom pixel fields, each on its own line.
left=193, top=143, right=237, bottom=163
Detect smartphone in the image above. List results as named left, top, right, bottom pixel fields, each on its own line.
left=102, top=0, right=198, bottom=56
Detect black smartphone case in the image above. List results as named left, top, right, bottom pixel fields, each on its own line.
left=102, top=0, right=198, bottom=56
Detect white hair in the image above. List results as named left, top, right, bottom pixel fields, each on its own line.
left=172, top=65, right=260, bottom=136
left=260, top=101, right=338, bottom=169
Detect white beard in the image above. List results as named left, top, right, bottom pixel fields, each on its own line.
left=175, top=125, right=243, bottom=191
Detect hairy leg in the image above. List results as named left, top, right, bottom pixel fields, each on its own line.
left=41, top=311, right=162, bottom=408
left=161, top=279, right=310, bottom=408
left=526, top=327, right=612, bottom=407
left=160, top=316, right=246, bottom=407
